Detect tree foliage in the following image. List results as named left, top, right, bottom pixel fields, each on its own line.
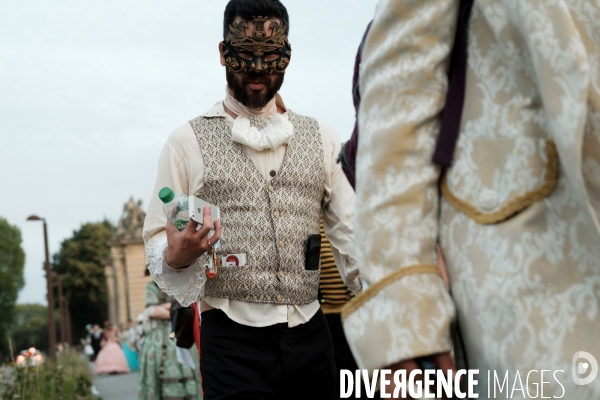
left=52, top=220, right=114, bottom=341
left=9, top=303, right=50, bottom=354
left=0, top=217, right=26, bottom=360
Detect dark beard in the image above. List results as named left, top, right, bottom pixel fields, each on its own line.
left=226, top=70, right=284, bottom=109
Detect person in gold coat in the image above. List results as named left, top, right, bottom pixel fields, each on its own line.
left=343, top=0, right=600, bottom=398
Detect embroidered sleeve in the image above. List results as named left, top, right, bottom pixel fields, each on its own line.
left=342, top=0, right=458, bottom=371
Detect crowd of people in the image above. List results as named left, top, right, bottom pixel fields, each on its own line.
left=85, top=321, right=139, bottom=374
left=82, top=0, right=600, bottom=398
left=84, top=282, right=202, bottom=398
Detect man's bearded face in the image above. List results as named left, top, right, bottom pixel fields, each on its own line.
left=226, top=69, right=284, bottom=109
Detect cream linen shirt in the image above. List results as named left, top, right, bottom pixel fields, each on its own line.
left=143, top=99, right=359, bottom=328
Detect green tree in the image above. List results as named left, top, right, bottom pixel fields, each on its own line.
left=0, top=217, right=26, bottom=360
left=52, top=220, right=114, bottom=341
left=10, top=303, right=50, bottom=354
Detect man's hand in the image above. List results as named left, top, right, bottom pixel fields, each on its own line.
left=383, top=352, right=456, bottom=399
left=164, top=205, right=222, bottom=269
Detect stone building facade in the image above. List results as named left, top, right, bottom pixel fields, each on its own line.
left=105, top=198, right=152, bottom=325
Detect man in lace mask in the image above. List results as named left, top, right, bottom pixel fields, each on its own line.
left=142, top=1, right=361, bottom=399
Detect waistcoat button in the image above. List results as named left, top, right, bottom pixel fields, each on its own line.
left=279, top=240, right=284, bottom=247
left=479, top=189, right=498, bottom=211
left=273, top=210, right=280, bottom=218
left=268, top=185, right=274, bottom=192
left=270, top=170, right=277, bottom=177
left=278, top=270, right=284, bottom=278
left=276, top=294, right=283, bottom=302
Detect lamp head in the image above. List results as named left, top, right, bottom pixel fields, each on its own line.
left=26, top=215, right=43, bottom=221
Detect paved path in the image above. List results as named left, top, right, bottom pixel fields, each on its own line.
left=93, top=369, right=139, bottom=400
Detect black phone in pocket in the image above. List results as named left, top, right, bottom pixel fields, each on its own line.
left=304, top=234, right=321, bottom=271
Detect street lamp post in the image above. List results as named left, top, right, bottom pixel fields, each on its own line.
left=54, top=272, right=67, bottom=346
left=27, top=215, right=57, bottom=364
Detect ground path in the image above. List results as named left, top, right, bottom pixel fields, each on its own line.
left=91, top=363, right=138, bottom=400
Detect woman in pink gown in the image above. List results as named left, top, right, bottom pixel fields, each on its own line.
left=94, top=322, right=130, bottom=374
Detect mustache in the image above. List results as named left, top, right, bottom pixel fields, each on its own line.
left=242, top=73, right=270, bottom=84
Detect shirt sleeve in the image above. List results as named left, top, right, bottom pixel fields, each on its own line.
left=341, top=0, right=459, bottom=372
left=319, top=122, right=362, bottom=295
left=142, top=124, right=211, bottom=307
left=143, top=123, right=194, bottom=265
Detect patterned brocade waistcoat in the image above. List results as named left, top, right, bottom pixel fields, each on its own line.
left=189, top=111, right=325, bottom=305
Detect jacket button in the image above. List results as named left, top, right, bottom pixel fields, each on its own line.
left=270, top=170, right=277, bottom=177
left=276, top=294, right=283, bottom=302
left=278, top=270, right=284, bottom=278
left=479, top=189, right=498, bottom=211
left=273, top=210, right=280, bottom=218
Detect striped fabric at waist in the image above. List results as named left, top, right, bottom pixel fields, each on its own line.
left=318, top=218, right=354, bottom=312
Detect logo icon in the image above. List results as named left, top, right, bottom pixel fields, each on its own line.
left=572, top=351, right=599, bottom=386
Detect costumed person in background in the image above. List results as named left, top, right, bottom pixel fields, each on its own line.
left=344, top=0, right=600, bottom=398
left=318, top=216, right=379, bottom=400
left=94, top=322, right=130, bottom=375
left=135, top=316, right=145, bottom=352
left=127, top=319, right=139, bottom=350
left=83, top=324, right=95, bottom=361
left=83, top=338, right=95, bottom=361
left=120, top=322, right=139, bottom=372
left=143, top=1, right=360, bottom=398
left=138, top=281, right=200, bottom=400
left=89, top=324, right=103, bottom=362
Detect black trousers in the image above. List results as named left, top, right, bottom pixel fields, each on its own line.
left=325, top=313, right=380, bottom=400
left=200, top=308, right=336, bottom=400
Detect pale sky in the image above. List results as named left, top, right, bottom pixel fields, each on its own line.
left=0, top=0, right=377, bottom=305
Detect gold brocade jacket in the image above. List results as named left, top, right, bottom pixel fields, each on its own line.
left=343, top=0, right=600, bottom=397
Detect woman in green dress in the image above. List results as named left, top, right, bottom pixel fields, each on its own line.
left=138, top=281, right=201, bottom=400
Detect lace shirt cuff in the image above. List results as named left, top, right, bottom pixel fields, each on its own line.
left=147, top=236, right=211, bottom=307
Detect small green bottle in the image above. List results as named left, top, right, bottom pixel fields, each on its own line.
left=159, top=187, right=189, bottom=231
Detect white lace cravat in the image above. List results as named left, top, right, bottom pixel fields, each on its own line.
left=224, top=87, right=294, bottom=151
left=231, top=114, right=294, bottom=151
